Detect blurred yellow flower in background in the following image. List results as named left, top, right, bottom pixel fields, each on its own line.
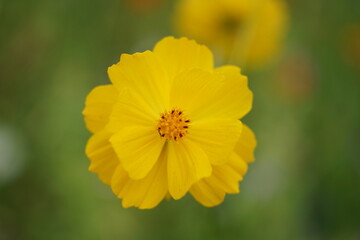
left=174, top=0, right=288, bottom=68
left=83, top=37, right=256, bottom=209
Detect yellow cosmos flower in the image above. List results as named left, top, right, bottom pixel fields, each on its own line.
left=83, top=37, right=256, bottom=209
left=174, top=0, right=288, bottom=68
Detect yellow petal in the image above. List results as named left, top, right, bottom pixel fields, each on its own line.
left=85, top=131, right=119, bottom=185
left=206, top=164, right=242, bottom=194
left=214, top=65, right=253, bottom=119
left=82, top=85, right=118, bottom=133
left=190, top=152, right=248, bottom=207
left=188, top=118, right=243, bottom=165
left=167, top=139, right=211, bottom=199
left=170, top=68, right=224, bottom=120
left=111, top=148, right=168, bottom=209
left=153, top=36, right=214, bottom=80
left=228, top=152, right=249, bottom=177
left=108, top=50, right=170, bottom=114
left=170, top=67, right=252, bottom=121
left=233, top=124, right=257, bottom=163
left=110, top=126, right=165, bottom=180
left=106, top=89, right=158, bottom=133
left=190, top=180, right=226, bottom=207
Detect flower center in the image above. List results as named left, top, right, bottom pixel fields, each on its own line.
left=220, top=15, right=242, bottom=35
left=157, top=109, right=190, bottom=141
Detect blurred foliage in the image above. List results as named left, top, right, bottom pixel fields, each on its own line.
left=0, top=0, right=359, bottom=239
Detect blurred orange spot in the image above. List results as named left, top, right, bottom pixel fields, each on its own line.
left=275, top=52, right=317, bottom=102
left=342, top=23, right=360, bottom=69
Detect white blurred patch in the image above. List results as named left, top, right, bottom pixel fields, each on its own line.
left=0, top=124, right=26, bottom=185
left=244, top=157, right=286, bottom=201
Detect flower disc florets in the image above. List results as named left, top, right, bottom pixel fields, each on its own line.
left=157, top=109, right=190, bottom=141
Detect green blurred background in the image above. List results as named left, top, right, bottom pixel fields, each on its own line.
left=1, top=0, right=360, bottom=239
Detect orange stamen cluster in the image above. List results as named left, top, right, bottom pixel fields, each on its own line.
left=157, top=109, right=190, bottom=141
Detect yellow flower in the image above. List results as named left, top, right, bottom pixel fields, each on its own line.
left=83, top=37, right=256, bottom=209
left=174, top=0, right=288, bottom=68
